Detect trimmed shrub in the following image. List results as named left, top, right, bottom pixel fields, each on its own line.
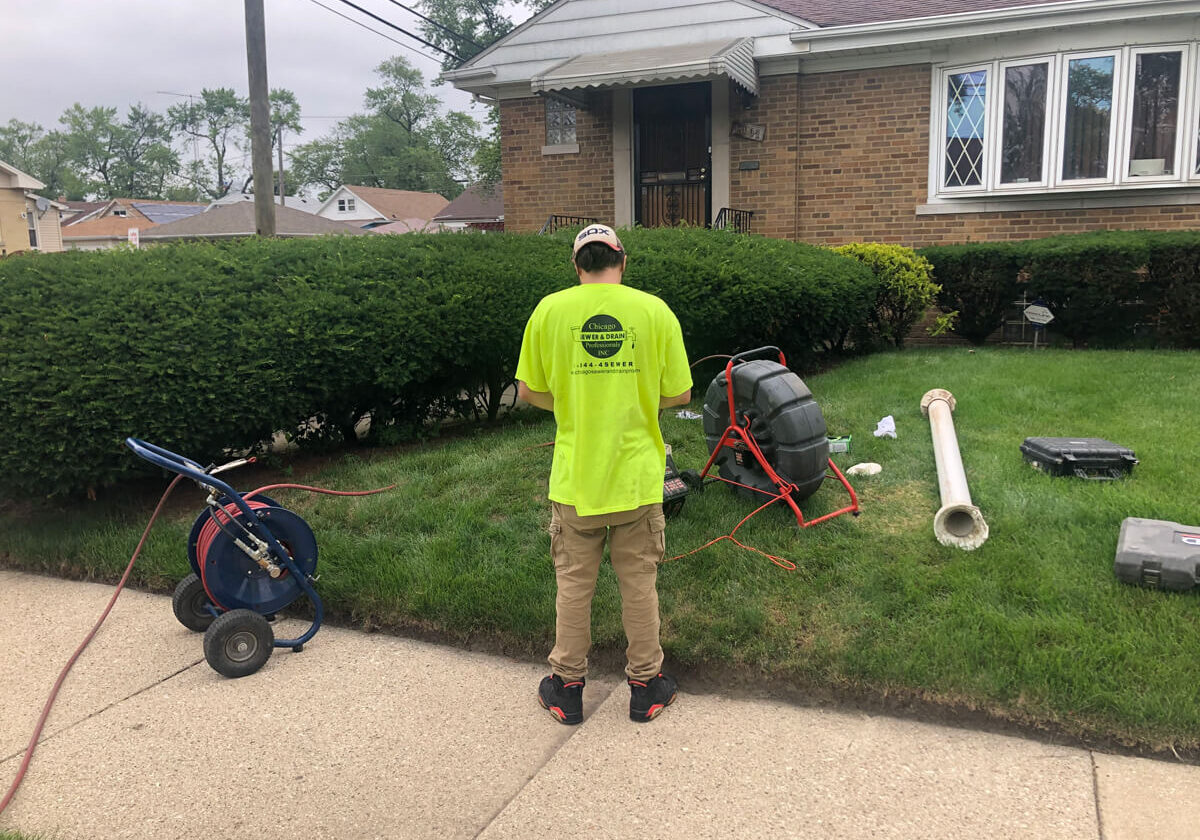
left=833, top=243, right=938, bottom=349
left=918, top=242, right=1027, bottom=345
left=1142, top=231, right=1200, bottom=350
left=0, top=229, right=877, bottom=496
left=920, top=230, right=1200, bottom=348
left=1022, top=231, right=1153, bottom=348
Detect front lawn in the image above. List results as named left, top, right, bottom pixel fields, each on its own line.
left=3, top=348, right=1198, bottom=751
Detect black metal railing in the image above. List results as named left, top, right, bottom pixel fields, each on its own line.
left=538, top=214, right=599, bottom=235
left=713, top=207, right=754, bottom=234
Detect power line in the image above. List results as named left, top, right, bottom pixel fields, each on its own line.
left=332, top=0, right=464, bottom=63
left=303, top=0, right=433, bottom=62
left=380, top=0, right=484, bottom=50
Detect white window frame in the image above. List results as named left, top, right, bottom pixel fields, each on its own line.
left=992, top=56, right=1058, bottom=192
left=937, top=62, right=992, bottom=194
left=932, top=41, right=1200, bottom=199
left=1120, top=45, right=1191, bottom=184
left=1056, top=49, right=1122, bottom=188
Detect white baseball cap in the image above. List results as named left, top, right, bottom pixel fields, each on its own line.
left=572, top=224, right=624, bottom=257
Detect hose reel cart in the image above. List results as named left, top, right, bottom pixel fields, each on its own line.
left=127, top=438, right=330, bottom=678
left=695, top=347, right=859, bottom=527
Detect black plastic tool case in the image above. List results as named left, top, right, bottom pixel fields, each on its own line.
left=1019, top=437, right=1138, bottom=480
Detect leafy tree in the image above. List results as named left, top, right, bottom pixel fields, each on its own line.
left=167, top=87, right=249, bottom=199
left=0, top=119, right=84, bottom=199
left=290, top=56, right=475, bottom=198
left=415, top=0, right=553, bottom=70
left=414, top=0, right=553, bottom=188
left=61, top=103, right=178, bottom=199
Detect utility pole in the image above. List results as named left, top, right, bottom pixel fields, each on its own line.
left=277, top=125, right=285, bottom=206
left=244, top=0, right=275, bottom=236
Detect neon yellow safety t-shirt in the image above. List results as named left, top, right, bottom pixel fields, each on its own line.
left=516, top=283, right=692, bottom=517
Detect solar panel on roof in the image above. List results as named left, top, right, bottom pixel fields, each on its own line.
left=132, top=203, right=206, bottom=224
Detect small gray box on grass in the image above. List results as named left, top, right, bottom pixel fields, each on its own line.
left=1114, top=517, right=1200, bottom=590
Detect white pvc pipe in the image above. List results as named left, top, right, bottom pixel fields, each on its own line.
left=920, top=389, right=989, bottom=551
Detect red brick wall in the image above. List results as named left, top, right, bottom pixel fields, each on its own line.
left=729, top=75, right=800, bottom=239
left=500, top=95, right=615, bottom=232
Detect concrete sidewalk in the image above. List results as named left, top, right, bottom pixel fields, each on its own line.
left=1, top=569, right=1197, bottom=840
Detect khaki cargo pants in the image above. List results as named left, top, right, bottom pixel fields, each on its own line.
left=547, top=501, right=666, bottom=682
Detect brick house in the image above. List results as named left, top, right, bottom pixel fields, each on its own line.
left=445, top=0, right=1200, bottom=246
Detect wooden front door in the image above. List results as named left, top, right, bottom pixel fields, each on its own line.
left=634, top=83, right=711, bottom=228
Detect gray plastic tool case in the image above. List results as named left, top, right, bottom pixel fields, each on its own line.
left=1114, top=517, right=1200, bottom=590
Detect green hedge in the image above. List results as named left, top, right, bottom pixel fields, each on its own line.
left=0, top=228, right=876, bottom=496
left=919, top=230, right=1200, bottom=347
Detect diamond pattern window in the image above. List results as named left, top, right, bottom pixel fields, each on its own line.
left=945, top=70, right=987, bottom=188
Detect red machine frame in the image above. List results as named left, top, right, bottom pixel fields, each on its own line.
left=697, top=346, right=859, bottom=528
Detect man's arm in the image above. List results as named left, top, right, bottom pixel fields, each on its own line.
left=659, top=389, right=691, bottom=409
left=517, top=380, right=555, bottom=412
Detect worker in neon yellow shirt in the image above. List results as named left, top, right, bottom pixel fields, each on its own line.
left=516, top=224, right=692, bottom=724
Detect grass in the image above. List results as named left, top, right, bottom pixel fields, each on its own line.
left=3, top=348, right=1199, bottom=751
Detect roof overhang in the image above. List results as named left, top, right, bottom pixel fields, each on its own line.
left=530, top=38, right=758, bottom=96
left=789, top=0, right=1198, bottom=56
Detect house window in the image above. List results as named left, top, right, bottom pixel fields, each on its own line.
left=112, top=208, right=127, bottom=217
left=934, top=43, right=1197, bottom=197
left=1000, top=62, right=1049, bottom=185
left=545, top=97, right=577, bottom=146
left=337, top=198, right=356, bottom=212
left=27, top=208, right=38, bottom=249
left=944, top=69, right=987, bottom=188
left=1061, top=54, right=1115, bottom=182
left=1128, top=50, right=1181, bottom=177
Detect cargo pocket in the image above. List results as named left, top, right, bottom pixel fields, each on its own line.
left=647, top=513, right=667, bottom=568
left=548, top=521, right=567, bottom=571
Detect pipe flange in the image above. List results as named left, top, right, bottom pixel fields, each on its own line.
left=934, top=503, right=989, bottom=551
left=920, top=388, right=956, bottom=416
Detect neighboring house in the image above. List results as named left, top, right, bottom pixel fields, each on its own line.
left=60, top=200, right=111, bottom=227
left=140, top=201, right=370, bottom=242
left=0, top=160, right=66, bottom=256
left=62, top=198, right=206, bottom=250
left=209, top=192, right=318, bottom=213
left=445, top=0, right=1200, bottom=246
left=371, top=218, right=440, bottom=234
left=433, top=183, right=504, bottom=231
left=316, top=186, right=450, bottom=228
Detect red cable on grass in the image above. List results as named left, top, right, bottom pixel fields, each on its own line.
left=0, top=474, right=185, bottom=818
left=0, top=477, right=394, bottom=817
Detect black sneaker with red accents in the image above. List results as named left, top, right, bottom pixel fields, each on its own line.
left=628, top=672, right=677, bottom=722
left=538, top=674, right=584, bottom=725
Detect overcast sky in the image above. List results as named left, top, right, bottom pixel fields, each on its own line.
left=1, top=0, right=523, bottom=154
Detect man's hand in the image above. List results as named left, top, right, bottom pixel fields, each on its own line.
left=517, top=380, right=555, bottom=412
left=659, top=389, right=691, bottom=409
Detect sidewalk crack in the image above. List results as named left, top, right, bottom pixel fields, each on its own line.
left=472, top=680, right=619, bottom=839
left=1, top=658, right=205, bottom=764
left=1090, top=750, right=1106, bottom=840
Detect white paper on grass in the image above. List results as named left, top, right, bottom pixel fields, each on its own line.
left=874, top=415, right=897, bottom=438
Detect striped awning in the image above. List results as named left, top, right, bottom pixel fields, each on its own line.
left=531, top=38, right=757, bottom=96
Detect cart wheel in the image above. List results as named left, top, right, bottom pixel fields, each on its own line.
left=172, top=573, right=216, bottom=632
left=203, top=609, right=274, bottom=678
left=680, top=469, right=704, bottom=493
